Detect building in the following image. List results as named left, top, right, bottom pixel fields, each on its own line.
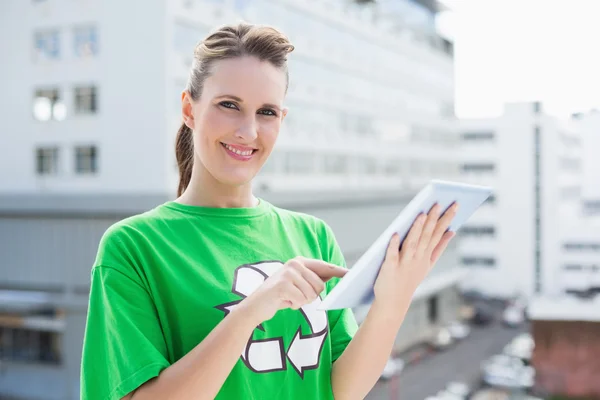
left=528, top=296, right=600, bottom=398
left=456, top=102, right=600, bottom=299
left=0, top=0, right=460, bottom=399
left=525, top=111, right=600, bottom=399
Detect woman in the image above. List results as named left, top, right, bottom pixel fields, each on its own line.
left=80, top=22, right=457, bottom=400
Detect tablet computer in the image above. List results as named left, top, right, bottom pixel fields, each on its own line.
left=319, top=180, right=492, bottom=311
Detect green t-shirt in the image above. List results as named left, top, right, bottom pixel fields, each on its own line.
left=80, top=199, right=358, bottom=400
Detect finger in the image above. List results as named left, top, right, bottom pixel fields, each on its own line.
left=296, top=257, right=347, bottom=281
left=283, top=282, right=308, bottom=310
left=431, top=231, right=455, bottom=264
left=417, top=204, right=441, bottom=257
left=400, top=213, right=426, bottom=261
left=287, top=265, right=318, bottom=301
left=384, top=233, right=401, bottom=266
left=429, top=203, right=459, bottom=252
left=295, top=264, right=326, bottom=295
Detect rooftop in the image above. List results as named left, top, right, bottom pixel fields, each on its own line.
left=528, top=294, right=600, bottom=322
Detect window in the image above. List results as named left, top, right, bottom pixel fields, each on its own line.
left=584, top=201, right=600, bottom=215
left=75, top=146, right=98, bottom=174
left=461, top=163, right=495, bottom=173
left=33, top=88, right=65, bottom=121
left=560, top=186, right=580, bottom=200
left=462, top=131, right=495, bottom=142
left=428, top=296, right=438, bottom=324
left=460, top=225, right=495, bottom=238
left=74, top=86, right=98, bottom=114
left=560, top=157, right=581, bottom=171
left=283, top=152, right=314, bottom=174
left=73, top=26, right=98, bottom=58
left=324, top=155, right=348, bottom=174
left=36, top=147, right=59, bottom=175
left=34, top=30, right=60, bottom=61
left=0, top=308, right=63, bottom=365
left=461, top=257, right=496, bottom=268
left=563, top=243, right=600, bottom=252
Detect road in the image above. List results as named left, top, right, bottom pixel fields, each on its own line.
left=366, top=322, right=526, bottom=400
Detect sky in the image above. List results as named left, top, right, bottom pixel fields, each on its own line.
left=435, top=0, right=600, bottom=119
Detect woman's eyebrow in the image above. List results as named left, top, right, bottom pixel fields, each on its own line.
left=215, top=94, right=281, bottom=111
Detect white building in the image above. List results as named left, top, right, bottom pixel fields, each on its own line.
left=0, top=0, right=460, bottom=399
left=458, top=102, right=600, bottom=299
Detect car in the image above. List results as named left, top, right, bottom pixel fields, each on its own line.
left=481, top=354, right=535, bottom=390
left=380, top=357, right=405, bottom=380
left=502, top=306, right=525, bottom=327
left=436, top=381, right=471, bottom=399
left=503, top=333, right=534, bottom=364
left=447, top=321, right=471, bottom=340
left=472, top=304, right=495, bottom=326
left=429, top=327, right=453, bottom=350
left=445, top=381, right=471, bottom=397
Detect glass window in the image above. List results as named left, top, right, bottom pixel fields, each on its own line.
left=283, top=152, right=315, bottom=174
left=33, top=88, right=65, bottom=121
left=34, top=30, right=60, bottom=61
left=461, top=163, right=495, bottom=173
left=74, top=86, right=98, bottom=114
left=36, top=147, right=59, bottom=175
left=73, top=25, right=98, bottom=58
left=324, top=154, right=348, bottom=174
left=0, top=328, right=62, bottom=365
left=461, top=257, right=496, bottom=268
left=75, top=145, right=98, bottom=174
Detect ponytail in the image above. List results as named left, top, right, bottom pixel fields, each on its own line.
left=175, top=122, right=194, bottom=197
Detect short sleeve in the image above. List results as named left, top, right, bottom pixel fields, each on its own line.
left=320, top=222, right=359, bottom=362
left=80, top=266, right=170, bottom=400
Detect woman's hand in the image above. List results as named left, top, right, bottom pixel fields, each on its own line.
left=373, top=203, right=458, bottom=314
left=240, top=257, right=347, bottom=326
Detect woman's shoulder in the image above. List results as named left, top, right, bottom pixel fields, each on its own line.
left=268, top=203, right=335, bottom=239
left=94, top=204, right=172, bottom=268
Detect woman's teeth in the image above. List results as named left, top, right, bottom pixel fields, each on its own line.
left=223, top=143, right=253, bottom=156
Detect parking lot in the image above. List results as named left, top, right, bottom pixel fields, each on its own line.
left=367, top=321, right=527, bottom=400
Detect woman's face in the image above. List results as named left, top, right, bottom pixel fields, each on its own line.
left=182, top=56, right=288, bottom=187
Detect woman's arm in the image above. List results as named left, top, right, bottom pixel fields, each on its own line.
left=331, top=203, right=458, bottom=400
left=125, top=258, right=346, bottom=400
left=125, top=302, right=258, bottom=400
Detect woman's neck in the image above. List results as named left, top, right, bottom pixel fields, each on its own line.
left=176, top=163, right=259, bottom=209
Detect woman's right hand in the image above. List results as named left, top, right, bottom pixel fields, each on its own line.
left=240, top=257, right=348, bottom=325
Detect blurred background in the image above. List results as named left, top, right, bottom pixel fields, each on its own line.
left=0, top=0, right=599, bottom=399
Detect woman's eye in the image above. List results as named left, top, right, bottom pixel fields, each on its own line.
left=259, top=109, right=277, bottom=116
left=220, top=101, right=238, bottom=110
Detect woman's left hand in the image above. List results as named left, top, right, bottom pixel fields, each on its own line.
left=373, top=203, right=458, bottom=313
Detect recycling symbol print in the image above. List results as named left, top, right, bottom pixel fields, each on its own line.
left=215, top=261, right=328, bottom=378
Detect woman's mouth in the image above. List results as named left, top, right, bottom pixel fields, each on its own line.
left=220, top=142, right=257, bottom=161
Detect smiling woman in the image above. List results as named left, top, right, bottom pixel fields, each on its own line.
left=174, top=24, right=292, bottom=199
left=80, top=21, right=457, bottom=400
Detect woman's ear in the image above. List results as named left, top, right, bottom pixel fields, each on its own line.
left=182, top=91, right=195, bottom=130
left=281, top=107, right=289, bottom=122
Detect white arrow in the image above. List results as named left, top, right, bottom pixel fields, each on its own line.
left=301, top=296, right=328, bottom=334
left=233, top=262, right=283, bottom=297
left=286, top=328, right=328, bottom=378
left=241, top=337, right=286, bottom=373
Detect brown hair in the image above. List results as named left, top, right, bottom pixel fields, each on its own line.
left=175, top=22, right=295, bottom=196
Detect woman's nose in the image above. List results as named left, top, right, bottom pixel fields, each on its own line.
left=236, top=116, right=258, bottom=141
